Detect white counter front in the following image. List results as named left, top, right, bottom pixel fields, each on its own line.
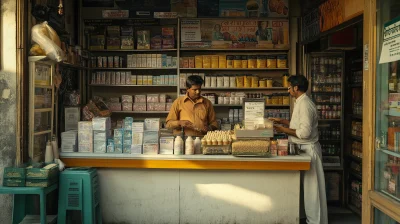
left=60, top=153, right=311, bottom=224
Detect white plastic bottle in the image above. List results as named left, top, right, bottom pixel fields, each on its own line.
left=45, top=141, right=54, bottom=163
left=51, top=135, right=59, bottom=159
left=185, top=136, right=194, bottom=155
left=174, top=136, right=183, bottom=155
left=194, top=137, right=201, bottom=154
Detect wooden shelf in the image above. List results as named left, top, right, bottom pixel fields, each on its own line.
left=34, top=108, right=52, bottom=113
left=34, top=130, right=52, bottom=136
left=347, top=154, right=362, bottom=163
left=90, top=84, right=177, bottom=87
left=90, top=67, right=177, bottom=70
left=323, top=166, right=343, bottom=171
left=180, top=48, right=290, bottom=52
left=213, top=104, right=290, bottom=107
left=179, top=68, right=288, bottom=71
left=351, top=135, right=362, bottom=141
left=350, top=114, right=362, bottom=120
left=112, top=111, right=169, bottom=114
left=35, top=85, right=52, bottom=89
left=349, top=170, right=362, bottom=180
left=59, top=62, right=89, bottom=70
left=190, top=87, right=288, bottom=90
left=90, top=49, right=177, bottom=52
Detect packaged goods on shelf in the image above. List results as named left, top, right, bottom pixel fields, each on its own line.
left=277, top=55, right=287, bottom=68
left=267, top=56, right=277, bottom=68
left=107, top=37, right=121, bottom=50
left=133, top=103, right=147, bottom=111
left=351, top=141, right=362, bottom=158
left=166, top=102, right=173, bottom=111
left=143, top=143, right=159, bottom=154
left=65, top=107, right=80, bottom=131
left=160, top=137, right=174, bottom=154
left=137, top=30, right=150, bottom=49
left=143, top=131, right=160, bottom=144
left=122, top=103, right=133, bottom=111
left=61, top=130, right=78, bottom=152
left=134, top=95, right=146, bottom=103
left=92, top=117, right=111, bottom=131
left=115, top=144, right=123, bottom=153
left=151, top=36, right=162, bottom=49
left=78, top=121, right=93, bottom=152
left=131, top=145, right=142, bottom=154
left=108, top=103, right=122, bottom=112
left=89, top=35, right=105, bottom=50
left=132, top=122, right=144, bottom=133
left=106, top=139, right=115, bottom=153
left=124, top=117, right=133, bottom=130
left=93, top=130, right=111, bottom=153
left=132, top=132, right=144, bottom=145
left=144, top=118, right=160, bottom=131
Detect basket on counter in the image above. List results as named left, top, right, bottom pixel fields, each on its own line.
left=232, top=139, right=271, bottom=157
left=26, top=163, right=59, bottom=187
left=3, top=167, right=27, bottom=187
left=202, top=144, right=232, bottom=155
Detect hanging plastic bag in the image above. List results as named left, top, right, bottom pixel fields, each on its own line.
left=31, top=21, right=64, bottom=62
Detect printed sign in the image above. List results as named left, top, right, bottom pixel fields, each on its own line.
left=198, top=19, right=289, bottom=45
left=102, top=10, right=129, bottom=19
left=181, top=20, right=201, bottom=42
left=379, top=16, right=400, bottom=64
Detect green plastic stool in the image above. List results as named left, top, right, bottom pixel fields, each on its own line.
left=57, top=167, right=101, bottom=224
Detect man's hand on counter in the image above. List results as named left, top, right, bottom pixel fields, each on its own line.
left=269, top=117, right=290, bottom=126
left=274, top=124, right=298, bottom=138
left=178, top=120, right=194, bottom=128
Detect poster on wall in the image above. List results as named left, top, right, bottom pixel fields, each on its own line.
left=219, top=0, right=289, bottom=18
left=82, top=0, right=114, bottom=7
left=379, top=16, right=400, bottom=64
left=181, top=19, right=289, bottom=49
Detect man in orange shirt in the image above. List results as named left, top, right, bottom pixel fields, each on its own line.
left=166, top=75, right=218, bottom=136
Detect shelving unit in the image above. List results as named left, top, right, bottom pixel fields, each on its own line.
left=307, top=52, right=344, bottom=205
left=28, top=56, right=56, bottom=162
left=343, top=49, right=363, bottom=216
left=85, top=17, right=292, bottom=127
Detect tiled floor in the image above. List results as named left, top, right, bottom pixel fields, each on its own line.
left=328, top=206, right=361, bottom=224
left=300, top=206, right=361, bottom=224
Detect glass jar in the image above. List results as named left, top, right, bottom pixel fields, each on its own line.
left=248, top=55, right=257, bottom=68
left=266, top=95, right=273, bottom=105
left=259, top=79, right=266, bottom=87
left=282, top=73, right=289, bottom=87
left=283, top=95, right=290, bottom=105
left=266, top=78, right=273, bottom=88
left=272, top=94, right=279, bottom=105
left=277, top=94, right=283, bottom=105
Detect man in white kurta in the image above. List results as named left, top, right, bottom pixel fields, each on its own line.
left=270, top=75, right=328, bottom=224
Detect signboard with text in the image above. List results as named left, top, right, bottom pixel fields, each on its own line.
left=379, top=16, right=400, bottom=64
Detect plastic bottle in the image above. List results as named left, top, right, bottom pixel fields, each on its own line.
left=45, top=141, right=54, bottom=163
left=51, top=135, right=59, bottom=159
left=185, top=136, right=194, bottom=155
left=194, top=137, right=201, bottom=154
left=174, top=136, right=183, bottom=155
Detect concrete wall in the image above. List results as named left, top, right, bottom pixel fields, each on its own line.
left=98, top=169, right=300, bottom=224
left=0, top=0, right=18, bottom=222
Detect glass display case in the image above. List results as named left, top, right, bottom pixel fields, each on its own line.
left=374, top=0, right=400, bottom=222
left=29, top=56, right=55, bottom=162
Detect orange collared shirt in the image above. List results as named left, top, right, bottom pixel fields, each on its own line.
left=166, top=95, right=218, bottom=136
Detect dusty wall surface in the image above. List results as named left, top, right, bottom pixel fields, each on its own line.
left=0, top=0, right=18, bottom=223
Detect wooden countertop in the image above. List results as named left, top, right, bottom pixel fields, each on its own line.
left=60, top=153, right=311, bottom=171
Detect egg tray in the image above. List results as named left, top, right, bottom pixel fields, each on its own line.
left=202, top=145, right=231, bottom=155
left=231, top=139, right=271, bottom=157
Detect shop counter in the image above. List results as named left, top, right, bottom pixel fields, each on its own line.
left=60, top=153, right=310, bottom=170
left=60, top=153, right=311, bottom=224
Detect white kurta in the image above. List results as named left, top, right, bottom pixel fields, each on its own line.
left=289, top=93, right=328, bottom=224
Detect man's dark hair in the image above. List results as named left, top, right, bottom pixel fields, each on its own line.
left=186, top=75, right=204, bottom=88
left=287, top=75, right=309, bottom=92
